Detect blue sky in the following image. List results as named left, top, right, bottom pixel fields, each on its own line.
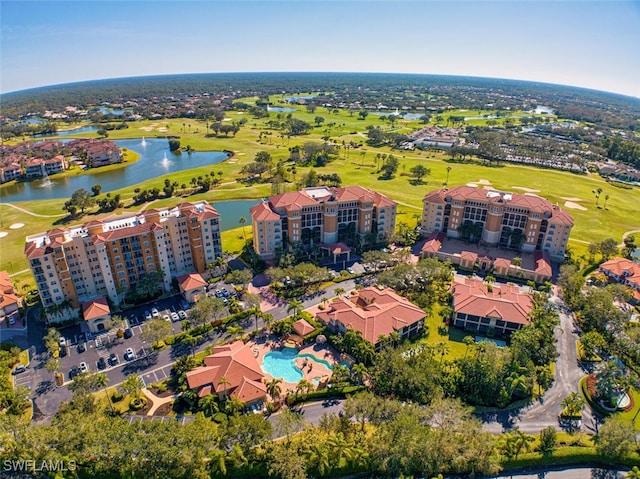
left=1, top=1, right=639, bottom=97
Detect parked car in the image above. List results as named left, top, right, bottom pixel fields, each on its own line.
left=77, top=343, right=86, bottom=353
left=12, top=365, right=26, bottom=375
left=8, top=316, right=16, bottom=325
left=162, top=314, right=171, bottom=322
left=97, top=357, right=107, bottom=370
left=178, top=310, right=187, bottom=320
left=151, top=308, right=159, bottom=318
left=59, top=337, right=67, bottom=347
left=108, top=353, right=118, bottom=366
left=124, top=348, right=135, bottom=361
left=59, top=347, right=67, bottom=358
left=79, top=362, right=88, bottom=373
left=222, top=289, right=231, bottom=298
left=123, top=328, right=133, bottom=339
left=347, top=267, right=355, bottom=274
left=69, top=367, right=80, bottom=380
left=144, top=310, right=152, bottom=320
left=170, top=312, right=179, bottom=322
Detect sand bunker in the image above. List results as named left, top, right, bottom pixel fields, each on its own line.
left=564, top=201, right=587, bottom=211
left=9, top=223, right=24, bottom=229
left=513, top=186, right=540, bottom=193
left=561, top=197, right=583, bottom=202
left=477, top=179, right=492, bottom=185
left=157, top=127, right=168, bottom=132
left=0, top=232, right=8, bottom=239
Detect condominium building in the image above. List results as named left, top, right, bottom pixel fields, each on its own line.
left=250, top=186, right=396, bottom=259
left=25, top=201, right=222, bottom=311
left=421, top=186, right=573, bottom=261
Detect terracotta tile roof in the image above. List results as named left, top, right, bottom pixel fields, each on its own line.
left=319, top=242, right=351, bottom=254
left=270, top=191, right=318, bottom=211
left=534, top=252, right=552, bottom=277
left=452, top=278, right=533, bottom=326
left=0, top=271, right=21, bottom=311
left=293, top=318, right=316, bottom=336
left=231, top=377, right=267, bottom=403
left=421, top=232, right=445, bottom=254
left=461, top=251, right=478, bottom=262
left=600, top=257, right=640, bottom=289
left=81, top=297, right=110, bottom=321
left=250, top=201, right=280, bottom=222
left=316, top=287, right=425, bottom=344
left=186, top=341, right=264, bottom=396
left=493, top=258, right=511, bottom=269
left=424, top=186, right=573, bottom=226
left=177, top=273, right=207, bottom=291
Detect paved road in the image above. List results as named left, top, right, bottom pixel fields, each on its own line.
left=478, top=291, right=593, bottom=434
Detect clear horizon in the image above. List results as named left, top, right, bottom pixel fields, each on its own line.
left=1, top=1, right=639, bottom=98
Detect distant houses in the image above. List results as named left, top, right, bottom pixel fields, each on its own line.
left=0, top=139, right=122, bottom=184
left=0, top=271, right=23, bottom=326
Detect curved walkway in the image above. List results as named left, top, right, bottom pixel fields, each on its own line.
left=2, top=202, right=66, bottom=218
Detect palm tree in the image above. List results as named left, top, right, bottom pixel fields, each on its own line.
left=512, top=428, right=535, bottom=459
left=295, top=379, right=314, bottom=397
left=265, top=378, right=282, bottom=403
left=389, top=330, right=401, bottom=347
left=286, top=299, right=304, bottom=318
left=446, top=166, right=451, bottom=185
left=199, top=393, right=219, bottom=417
left=94, top=372, right=113, bottom=412
left=335, top=287, right=345, bottom=298
left=351, top=363, right=369, bottom=385
left=121, top=374, right=144, bottom=401
left=226, top=325, right=244, bottom=341
left=561, top=392, right=585, bottom=417
left=239, top=217, right=247, bottom=242
left=463, top=336, right=475, bottom=358
left=218, top=376, right=231, bottom=400
left=436, top=342, right=449, bottom=365
left=603, top=194, right=610, bottom=209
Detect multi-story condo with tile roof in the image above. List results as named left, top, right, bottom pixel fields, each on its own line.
left=25, top=201, right=222, bottom=312
left=250, top=186, right=396, bottom=260
left=421, top=185, right=573, bottom=261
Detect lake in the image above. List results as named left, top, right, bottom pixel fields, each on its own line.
left=0, top=138, right=228, bottom=202
left=371, top=111, right=426, bottom=120
left=214, top=199, right=261, bottom=231
left=267, top=106, right=297, bottom=112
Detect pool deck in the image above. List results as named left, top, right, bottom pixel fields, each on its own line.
left=250, top=335, right=340, bottom=396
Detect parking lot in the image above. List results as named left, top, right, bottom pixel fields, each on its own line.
left=55, top=283, right=237, bottom=383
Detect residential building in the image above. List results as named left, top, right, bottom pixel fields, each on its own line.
left=421, top=185, right=573, bottom=261
left=250, top=186, right=396, bottom=260
left=43, top=155, right=66, bottom=175
left=24, top=201, right=222, bottom=314
left=0, top=271, right=22, bottom=325
left=67, top=139, right=122, bottom=168
left=186, top=341, right=267, bottom=405
left=0, top=163, right=22, bottom=183
left=599, top=257, right=640, bottom=304
left=25, top=159, right=46, bottom=178
left=177, top=272, right=207, bottom=304
left=316, top=287, right=425, bottom=349
left=451, top=278, right=533, bottom=336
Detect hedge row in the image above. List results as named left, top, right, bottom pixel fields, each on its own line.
left=155, top=309, right=254, bottom=350
left=502, top=446, right=640, bottom=469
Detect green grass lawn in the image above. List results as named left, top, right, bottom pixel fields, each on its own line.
left=2, top=107, right=639, bottom=283
left=418, top=303, right=469, bottom=360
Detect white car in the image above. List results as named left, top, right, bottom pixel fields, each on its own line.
left=170, top=312, right=180, bottom=322
left=151, top=308, right=159, bottom=318
left=59, top=337, right=67, bottom=347
left=124, top=348, right=136, bottom=361
left=79, top=362, right=88, bottom=373
left=178, top=310, right=187, bottom=320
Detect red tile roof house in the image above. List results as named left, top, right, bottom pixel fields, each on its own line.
left=451, top=278, right=533, bottom=337
left=316, top=287, right=426, bottom=351
left=599, top=257, right=640, bottom=305
left=177, top=272, right=207, bottom=304
left=186, top=341, right=267, bottom=405
left=0, top=271, right=23, bottom=326
left=81, top=297, right=111, bottom=333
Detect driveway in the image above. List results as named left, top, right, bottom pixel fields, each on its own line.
left=477, top=290, right=593, bottom=433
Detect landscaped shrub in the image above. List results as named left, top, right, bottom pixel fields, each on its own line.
left=129, top=398, right=146, bottom=410
left=212, top=412, right=228, bottom=423
left=111, top=392, right=123, bottom=403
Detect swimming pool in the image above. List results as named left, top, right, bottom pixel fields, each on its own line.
left=261, top=348, right=334, bottom=383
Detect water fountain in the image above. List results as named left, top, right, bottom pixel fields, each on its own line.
left=40, top=170, right=53, bottom=188
left=140, top=136, right=148, bottom=147
left=159, top=151, right=172, bottom=168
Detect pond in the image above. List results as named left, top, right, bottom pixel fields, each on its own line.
left=0, top=138, right=228, bottom=202
left=267, top=106, right=297, bottom=112
left=371, top=111, right=426, bottom=120
left=214, top=199, right=261, bottom=232
left=54, top=125, right=99, bottom=136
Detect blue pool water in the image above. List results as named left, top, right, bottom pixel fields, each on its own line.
left=261, top=348, right=334, bottom=383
